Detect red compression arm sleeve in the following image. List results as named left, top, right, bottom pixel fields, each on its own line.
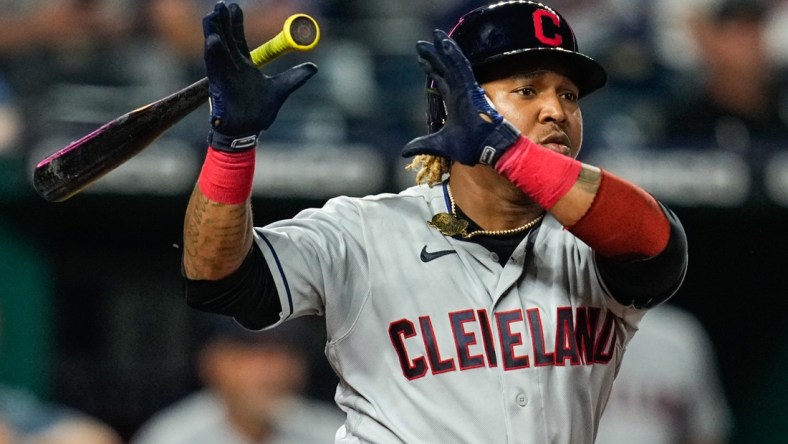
left=495, top=137, right=583, bottom=210
left=568, top=170, right=670, bottom=260
left=198, top=147, right=256, bottom=205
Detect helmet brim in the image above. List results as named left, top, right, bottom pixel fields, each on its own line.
left=472, top=48, right=607, bottom=98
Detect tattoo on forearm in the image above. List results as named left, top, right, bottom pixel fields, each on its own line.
left=576, top=166, right=602, bottom=195
left=184, top=188, right=252, bottom=276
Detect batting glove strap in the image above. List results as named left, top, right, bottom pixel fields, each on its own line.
left=208, top=130, right=258, bottom=152
left=478, top=120, right=521, bottom=165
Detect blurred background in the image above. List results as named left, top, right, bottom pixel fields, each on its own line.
left=0, top=0, right=786, bottom=442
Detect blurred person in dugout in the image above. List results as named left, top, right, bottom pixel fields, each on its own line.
left=596, top=303, right=733, bottom=444
left=0, top=0, right=135, bottom=160
left=0, top=390, right=121, bottom=444
left=0, top=73, right=20, bottom=156
left=662, top=0, right=788, bottom=152
left=0, top=306, right=121, bottom=444
left=130, top=315, right=344, bottom=444
left=0, top=0, right=131, bottom=89
left=0, top=0, right=130, bottom=56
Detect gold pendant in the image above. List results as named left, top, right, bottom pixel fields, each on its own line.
left=428, top=213, right=469, bottom=237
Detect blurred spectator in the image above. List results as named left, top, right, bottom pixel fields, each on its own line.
left=0, top=0, right=130, bottom=56
left=661, top=0, right=788, bottom=153
left=0, top=0, right=134, bottom=96
left=596, top=303, right=733, bottom=444
left=765, top=0, right=788, bottom=68
left=0, top=384, right=122, bottom=444
left=557, top=0, right=675, bottom=153
left=0, top=0, right=149, bottom=179
left=0, top=73, right=20, bottom=156
left=650, top=0, right=720, bottom=74
left=0, top=303, right=122, bottom=444
left=130, top=315, right=344, bottom=444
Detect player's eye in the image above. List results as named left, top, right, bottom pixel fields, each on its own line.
left=561, top=91, right=579, bottom=103
left=515, top=87, right=537, bottom=97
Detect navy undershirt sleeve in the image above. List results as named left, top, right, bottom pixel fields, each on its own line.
left=183, top=245, right=281, bottom=330
left=596, top=203, right=688, bottom=309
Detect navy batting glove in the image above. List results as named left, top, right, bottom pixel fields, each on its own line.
left=402, top=29, right=520, bottom=166
left=203, top=2, right=317, bottom=151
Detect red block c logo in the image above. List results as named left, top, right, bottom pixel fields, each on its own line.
left=533, top=9, right=562, bottom=46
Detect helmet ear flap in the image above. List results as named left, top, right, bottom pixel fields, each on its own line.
left=425, top=77, right=447, bottom=134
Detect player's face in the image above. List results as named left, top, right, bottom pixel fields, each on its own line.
left=203, top=342, right=307, bottom=424
left=482, top=69, right=583, bottom=159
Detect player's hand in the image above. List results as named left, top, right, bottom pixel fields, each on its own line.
left=203, top=2, right=317, bottom=151
left=402, top=29, right=520, bottom=166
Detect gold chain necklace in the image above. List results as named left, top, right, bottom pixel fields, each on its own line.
left=427, top=184, right=544, bottom=239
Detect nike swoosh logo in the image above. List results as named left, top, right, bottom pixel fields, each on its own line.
left=420, top=246, right=457, bottom=263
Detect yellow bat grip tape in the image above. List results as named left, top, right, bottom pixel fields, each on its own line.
left=250, top=14, right=320, bottom=67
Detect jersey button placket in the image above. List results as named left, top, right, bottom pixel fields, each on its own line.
left=515, top=393, right=528, bottom=407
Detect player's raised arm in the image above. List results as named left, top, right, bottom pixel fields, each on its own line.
left=402, top=29, right=674, bottom=263
left=182, top=2, right=317, bottom=281
left=403, top=27, right=686, bottom=309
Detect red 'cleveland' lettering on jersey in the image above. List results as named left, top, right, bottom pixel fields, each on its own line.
left=532, top=9, right=562, bottom=47
left=388, top=306, right=616, bottom=380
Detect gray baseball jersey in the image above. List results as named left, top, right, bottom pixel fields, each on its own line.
left=254, top=183, right=646, bottom=443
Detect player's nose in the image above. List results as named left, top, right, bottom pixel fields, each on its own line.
left=537, top=92, right=567, bottom=124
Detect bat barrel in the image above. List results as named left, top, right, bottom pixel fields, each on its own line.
left=33, top=79, right=210, bottom=202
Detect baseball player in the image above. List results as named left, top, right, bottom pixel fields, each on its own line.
left=182, top=2, right=688, bottom=443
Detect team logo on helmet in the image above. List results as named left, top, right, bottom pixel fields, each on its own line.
left=533, top=9, right=563, bottom=47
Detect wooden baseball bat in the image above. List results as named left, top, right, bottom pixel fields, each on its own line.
left=33, top=14, right=320, bottom=202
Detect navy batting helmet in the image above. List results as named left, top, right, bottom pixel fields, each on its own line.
left=426, top=1, right=608, bottom=133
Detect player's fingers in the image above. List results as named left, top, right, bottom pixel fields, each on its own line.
left=255, top=62, right=318, bottom=129
left=270, top=62, right=318, bottom=99
left=433, top=29, right=452, bottom=49
left=203, top=2, right=227, bottom=39
left=416, top=41, right=448, bottom=77
left=205, top=34, right=231, bottom=74
left=415, top=42, right=454, bottom=100
left=203, top=4, right=238, bottom=70
left=204, top=33, right=234, bottom=74
left=213, top=2, right=245, bottom=67
left=228, top=3, right=252, bottom=60
left=433, top=29, right=460, bottom=65
left=433, top=29, right=477, bottom=85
